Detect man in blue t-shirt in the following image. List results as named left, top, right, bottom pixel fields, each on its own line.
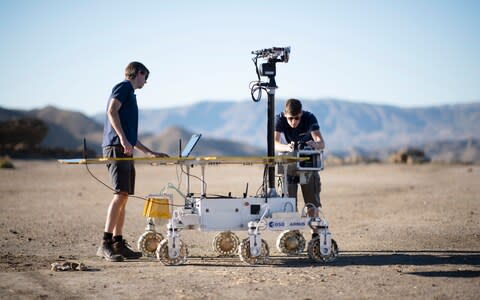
left=98, top=62, right=168, bottom=262
left=275, top=99, right=325, bottom=223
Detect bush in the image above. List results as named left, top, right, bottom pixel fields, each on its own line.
left=0, top=157, right=14, bottom=169
left=0, top=118, right=48, bottom=150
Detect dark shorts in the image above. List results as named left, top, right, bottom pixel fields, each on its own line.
left=103, top=146, right=135, bottom=195
left=287, top=171, right=321, bottom=208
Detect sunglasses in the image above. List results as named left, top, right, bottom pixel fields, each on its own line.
left=287, top=115, right=301, bottom=121
left=140, top=71, right=149, bottom=81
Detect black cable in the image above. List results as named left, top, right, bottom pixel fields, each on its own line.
left=277, top=175, right=283, bottom=193
left=253, top=56, right=260, bottom=81
left=84, top=157, right=126, bottom=195
left=250, top=81, right=266, bottom=102
left=179, top=164, right=208, bottom=193
left=84, top=162, right=186, bottom=207
left=84, top=155, right=156, bottom=204
left=250, top=56, right=267, bottom=102
left=254, top=166, right=264, bottom=196
left=82, top=141, right=183, bottom=207
left=255, top=164, right=268, bottom=196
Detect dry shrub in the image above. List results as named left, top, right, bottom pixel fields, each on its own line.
left=0, top=156, right=14, bottom=169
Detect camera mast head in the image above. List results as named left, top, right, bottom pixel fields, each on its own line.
left=251, top=46, right=290, bottom=63
left=249, top=46, right=291, bottom=102
left=251, top=46, right=291, bottom=79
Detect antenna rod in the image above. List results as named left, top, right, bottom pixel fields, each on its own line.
left=267, top=76, right=277, bottom=191
left=179, top=138, right=182, bottom=157
left=83, top=138, right=87, bottom=159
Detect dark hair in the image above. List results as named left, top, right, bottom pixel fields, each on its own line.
left=125, top=61, right=149, bottom=80
left=285, top=98, right=302, bottom=115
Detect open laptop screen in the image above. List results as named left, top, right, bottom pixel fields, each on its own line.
left=181, top=134, right=202, bottom=157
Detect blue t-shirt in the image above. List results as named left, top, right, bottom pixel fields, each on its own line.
left=102, top=80, right=139, bottom=147
left=274, top=110, right=320, bottom=144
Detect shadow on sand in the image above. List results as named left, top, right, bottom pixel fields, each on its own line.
left=330, top=250, right=480, bottom=267
left=183, top=250, right=480, bottom=278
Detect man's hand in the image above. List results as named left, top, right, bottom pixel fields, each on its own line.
left=150, top=151, right=169, bottom=158
left=121, top=140, right=134, bottom=156
left=134, top=140, right=169, bottom=158
left=288, top=141, right=295, bottom=151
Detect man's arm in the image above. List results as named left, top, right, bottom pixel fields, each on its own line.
left=107, top=98, right=133, bottom=155
left=306, top=130, right=325, bottom=150
left=274, top=131, right=295, bottom=152
left=134, top=141, right=169, bottom=157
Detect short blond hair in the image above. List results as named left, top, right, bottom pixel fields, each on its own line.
left=285, top=98, right=302, bottom=115
left=125, top=62, right=149, bottom=80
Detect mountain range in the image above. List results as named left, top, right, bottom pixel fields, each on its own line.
left=1, top=99, right=479, bottom=162
left=95, top=99, right=480, bottom=151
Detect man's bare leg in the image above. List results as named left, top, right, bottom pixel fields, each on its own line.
left=105, top=193, right=128, bottom=234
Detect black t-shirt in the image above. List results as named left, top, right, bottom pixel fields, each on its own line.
left=274, top=110, right=320, bottom=144
left=102, top=80, right=139, bottom=147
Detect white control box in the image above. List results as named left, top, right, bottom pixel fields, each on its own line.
left=192, top=196, right=296, bottom=231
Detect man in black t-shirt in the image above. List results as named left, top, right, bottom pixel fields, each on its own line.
left=274, top=98, right=325, bottom=219
left=98, top=62, right=168, bottom=262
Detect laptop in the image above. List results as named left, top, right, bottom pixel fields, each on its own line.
left=181, top=134, right=202, bottom=157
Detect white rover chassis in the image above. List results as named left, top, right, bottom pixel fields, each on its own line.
left=137, top=150, right=339, bottom=265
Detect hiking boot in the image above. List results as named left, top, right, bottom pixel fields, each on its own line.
left=97, top=240, right=124, bottom=262
left=113, top=239, right=142, bottom=259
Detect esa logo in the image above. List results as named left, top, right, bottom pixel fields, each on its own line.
left=268, top=221, right=285, bottom=228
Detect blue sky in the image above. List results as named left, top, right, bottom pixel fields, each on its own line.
left=0, top=0, right=479, bottom=115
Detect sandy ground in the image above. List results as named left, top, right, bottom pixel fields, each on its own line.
left=0, top=160, right=479, bottom=299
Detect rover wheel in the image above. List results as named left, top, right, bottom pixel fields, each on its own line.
left=276, top=230, right=306, bottom=256
left=307, top=237, right=338, bottom=263
left=238, top=238, right=269, bottom=265
left=137, top=231, right=164, bottom=257
left=156, top=238, right=188, bottom=265
left=212, top=231, right=240, bottom=256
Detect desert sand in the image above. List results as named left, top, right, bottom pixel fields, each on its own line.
left=0, top=160, right=479, bottom=299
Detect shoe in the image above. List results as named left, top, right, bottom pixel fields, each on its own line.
left=113, top=239, right=142, bottom=259
left=97, top=240, right=124, bottom=262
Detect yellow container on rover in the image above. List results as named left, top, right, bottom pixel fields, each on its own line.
left=143, top=194, right=172, bottom=219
